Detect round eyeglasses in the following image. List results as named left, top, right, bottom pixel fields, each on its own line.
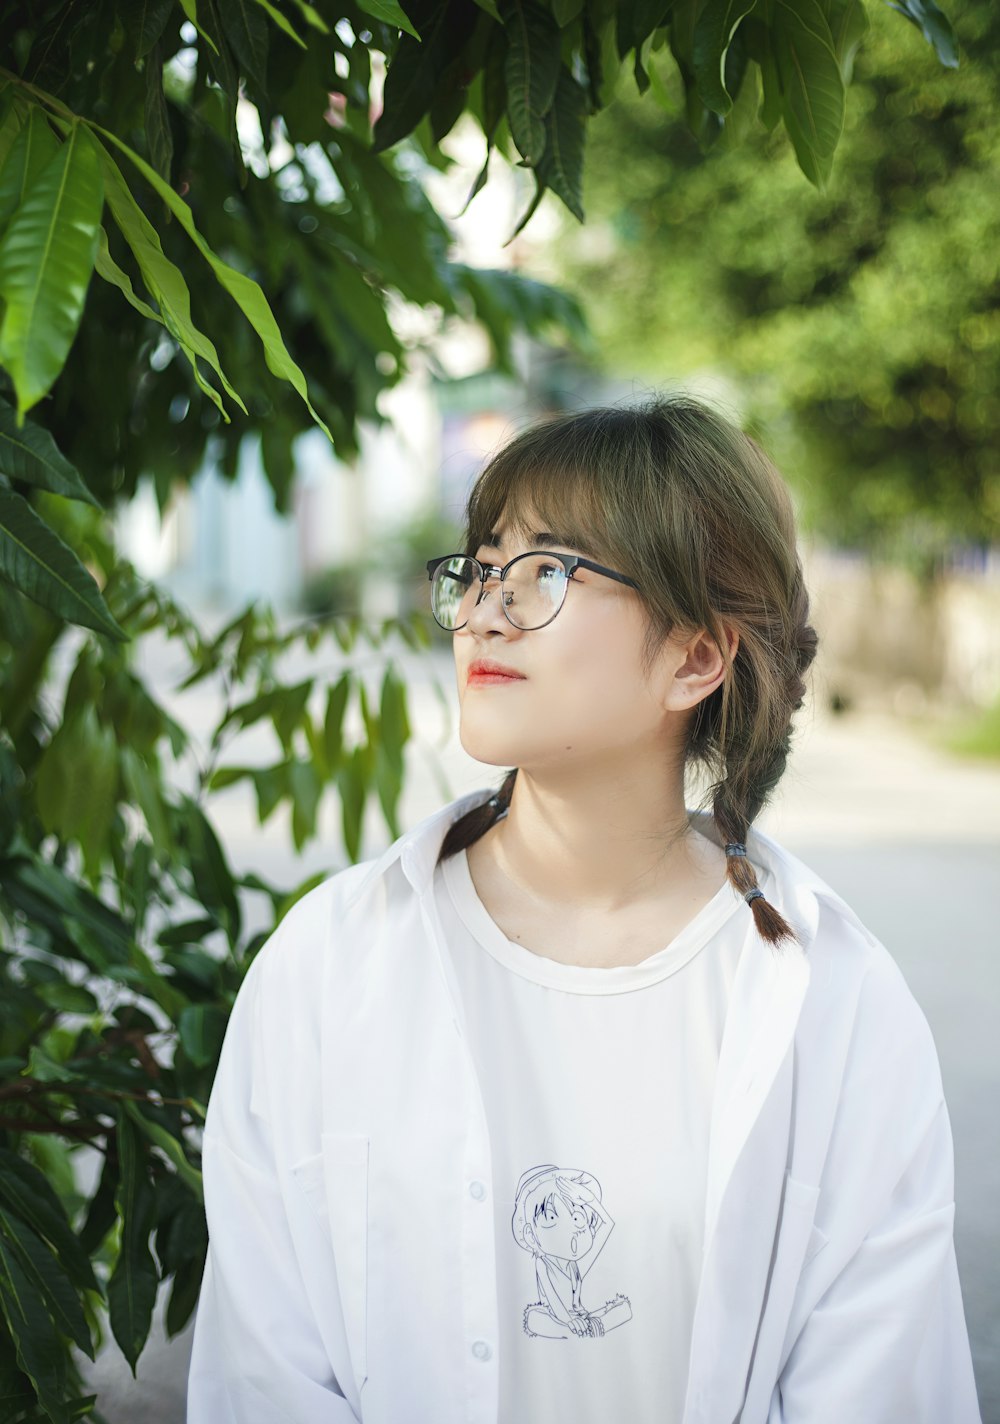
left=425, top=552, right=641, bottom=632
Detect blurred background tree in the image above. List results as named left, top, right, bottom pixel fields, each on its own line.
left=0, top=0, right=967, bottom=1419
left=554, top=0, right=998, bottom=567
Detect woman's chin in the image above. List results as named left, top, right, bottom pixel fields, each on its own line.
left=458, top=723, right=523, bottom=767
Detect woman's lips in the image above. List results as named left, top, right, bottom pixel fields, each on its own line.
left=467, top=671, right=526, bottom=686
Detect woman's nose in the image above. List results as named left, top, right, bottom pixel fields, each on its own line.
left=465, top=578, right=514, bottom=634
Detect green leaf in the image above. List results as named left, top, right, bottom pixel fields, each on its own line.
left=165, top=1251, right=206, bottom=1337
left=178, top=0, right=221, bottom=53
left=324, top=672, right=353, bottom=774
left=0, top=856, right=133, bottom=969
left=0, top=123, right=104, bottom=418
left=0, top=1149, right=98, bottom=1296
left=0, top=486, right=127, bottom=641
left=0, top=399, right=99, bottom=506
left=144, top=43, right=174, bottom=182
left=717, top=52, right=757, bottom=144
left=0, top=1228, right=71, bottom=1424
left=501, top=0, right=562, bottom=164
left=886, top=0, right=958, bottom=68
left=35, top=703, right=120, bottom=867
left=0, top=107, right=60, bottom=234
left=0, top=1206, right=93, bottom=1358
left=24, top=1044, right=78, bottom=1083
left=0, top=94, right=26, bottom=178
left=692, top=0, right=758, bottom=115
left=220, top=680, right=311, bottom=746
left=285, top=0, right=331, bottom=31
left=128, top=0, right=176, bottom=60
left=821, top=0, right=869, bottom=82
left=379, top=664, right=411, bottom=775
left=121, top=1100, right=203, bottom=1201
left=218, top=0, right=271, bottom=95
left=374, top=738, right=402, bottom=839
left=354, top=0, right=422, bottom=40
left=34, top=980, right=99, bottom=1014
left=372, top=3, right=467, bottom=151
left=179, top=798, right=241, bottom=942
left=157, top=917, right=220, bottom=947
left=771, top=0, right=845, bottom=188
left=509, top=64, right=587, bottom=235
left=121, top=746, right=173, bottom=861
left=253, top=762, right=289, bottom=822
left=93, top=226, right=163, bottom=325
left=249, top=0, right=307, bottom=48
left=288, top=758, right=321, bottom=849
left=537, top=65, right=587, bottom=219
left=747, top=17, right=783, bottom=130
left=177, top=1005, right=228, bottom=1070
left=108, top=1108, right=158, bottom=1375
left=203, top=0, right=242, bottom=151
left=97, top=140, right=244, bottom=421
left=92, top=125, right=332, bottom=440
left=337, top=745, right=368, bottom=862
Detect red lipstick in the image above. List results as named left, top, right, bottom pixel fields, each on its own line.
left=467, top=658, right=527, bottom=686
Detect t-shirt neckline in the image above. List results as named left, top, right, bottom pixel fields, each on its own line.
left=438, top=829, right=772, bottom=995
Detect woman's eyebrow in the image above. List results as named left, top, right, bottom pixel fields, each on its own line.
left=485, top=529, right=582, bottom=551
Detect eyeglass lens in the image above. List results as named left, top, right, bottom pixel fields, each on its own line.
left=431, top=555, right=567, bottom=630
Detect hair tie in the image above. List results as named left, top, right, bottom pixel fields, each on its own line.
left=725, top=843, right=747, bottom=858
left=744, top=888, right=765, bottom=905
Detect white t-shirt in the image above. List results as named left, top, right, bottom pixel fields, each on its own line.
left=433, top=831, right=773, bottom=1424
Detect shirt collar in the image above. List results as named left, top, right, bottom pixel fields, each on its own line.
left=344, top=786, right=861, bottom=957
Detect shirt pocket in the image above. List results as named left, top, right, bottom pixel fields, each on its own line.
left=290, top=1132, right=369, bottom=1391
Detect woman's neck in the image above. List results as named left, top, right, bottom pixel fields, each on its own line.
left=485, top=767, right=717, bottom=914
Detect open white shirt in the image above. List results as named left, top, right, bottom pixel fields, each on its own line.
left=437, top=841, right=775, bottom=1423
left=186, top=790, right=982, bottom=1424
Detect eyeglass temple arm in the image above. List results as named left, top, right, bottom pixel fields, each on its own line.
left=427, top=554, right=639, bottom=592
left=566, top=557, right=640, bottom=590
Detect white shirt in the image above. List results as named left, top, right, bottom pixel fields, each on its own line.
left=186, top=789, right=982, bottom=1424
left=437, top=842, right=773, bottom=1423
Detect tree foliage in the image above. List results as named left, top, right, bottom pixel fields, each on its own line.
left=554, top=0, right=995, bottom=557
left=0, top=0, right=960, bottom=1417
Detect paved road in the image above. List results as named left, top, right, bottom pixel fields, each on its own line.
left=77, top=643, right=1000, bottom=1421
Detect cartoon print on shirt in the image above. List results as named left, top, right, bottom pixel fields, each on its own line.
left=512, top=1165, right=633, bottom=1339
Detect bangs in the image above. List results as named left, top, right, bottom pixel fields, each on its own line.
left=463, top=428, right=619, bottom=565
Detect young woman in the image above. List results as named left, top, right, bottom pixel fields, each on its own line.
left=186, top=397, right=981, bottom=1424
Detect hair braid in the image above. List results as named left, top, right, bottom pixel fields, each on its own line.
left=711, top=571, right=819, bottom=947
left=439, top=766, right=517, bottom=861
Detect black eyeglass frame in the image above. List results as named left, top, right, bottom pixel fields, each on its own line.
left=425, top=551, right=642, bottom=631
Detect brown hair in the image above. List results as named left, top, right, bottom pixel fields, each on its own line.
left=436, top=394, right=818, bottom=948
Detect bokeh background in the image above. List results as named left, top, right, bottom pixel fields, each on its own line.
left=96, top=7, right=999, bottom=1417
left=1, top=0, right=996, bottom=1419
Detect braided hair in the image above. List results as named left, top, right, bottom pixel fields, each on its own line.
left=437, top=395, right=819, bottom=949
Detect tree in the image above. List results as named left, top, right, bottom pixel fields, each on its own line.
left=0, top=1, right=960, bottom=1418
left=551, top=1, right=997, bottom=558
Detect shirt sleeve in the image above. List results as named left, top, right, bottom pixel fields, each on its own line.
left=186, top=926, right=361, bottom=1423
left=769, top=1024, right=982, bottom=1422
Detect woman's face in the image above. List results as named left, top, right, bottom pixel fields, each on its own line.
left=454, top=507, right=694, bottom=777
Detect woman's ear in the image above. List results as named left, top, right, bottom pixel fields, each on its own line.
left=666, top=624, right=739, bottom=709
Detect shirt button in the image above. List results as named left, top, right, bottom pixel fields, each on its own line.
left=471, top=1340, right=492, bottom=1361
left=469, top=1179, right=487, bottom=1201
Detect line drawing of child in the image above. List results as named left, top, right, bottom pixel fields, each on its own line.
left=511, top=1164, right=633, bottom=1340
